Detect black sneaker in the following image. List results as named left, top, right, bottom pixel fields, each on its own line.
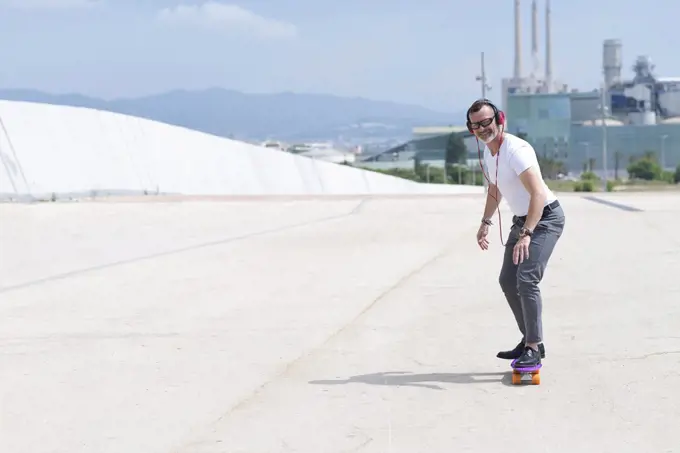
left=497, top=341, right=545, bottom=359
left=513, top=346, right=542, bottom=368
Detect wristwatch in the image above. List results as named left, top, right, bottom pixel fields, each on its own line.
left=481, top=218, right=493, bottom=226
left=520, top=227, right=533, bottom=237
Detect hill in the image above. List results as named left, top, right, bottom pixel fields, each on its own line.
left=0, top=88, right=461, bottom=144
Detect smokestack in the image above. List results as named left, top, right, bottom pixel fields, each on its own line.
left=531, top=0, right=539, bottom=78
left=603, top=39, right=622, bottom=88
left=514, top=0, right=522, bottom=79
left=545, top=0, right=553, bottom=89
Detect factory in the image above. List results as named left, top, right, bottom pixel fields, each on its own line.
left=504, top=0, right=680, bottom=176
left=360, top=0, right=680, bottom=180
left=501, top=0, right=567, bottom=108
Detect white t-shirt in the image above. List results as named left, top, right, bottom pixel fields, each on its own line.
left=483, top=133, right=557, bottom=217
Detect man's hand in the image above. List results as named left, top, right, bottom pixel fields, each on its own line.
left=477, top=223, right=490, bottom=250
left=517, top=165, right=547, bottom=232
left=513, top=234, right=531, bottom=264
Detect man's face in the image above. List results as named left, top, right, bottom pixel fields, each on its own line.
left=468, top=105, right=499, bottom=143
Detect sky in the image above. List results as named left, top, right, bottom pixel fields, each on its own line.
left=0, top=0, right=678, bottom=112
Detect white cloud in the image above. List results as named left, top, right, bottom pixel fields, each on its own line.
left=0, top=0, right=101, bottom=8
left=157, top=2, right=297, bottom=39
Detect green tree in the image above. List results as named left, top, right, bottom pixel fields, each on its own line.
left=675, top=164, right=680, bottom=184
left=445, top=132, right=467, bottom=165
left=515, top=132, right=566, bottom=179
left=627, top=153, right=663, bottom=180
left=445, top=132, right=468, bottom=184
left=539, top=157, right=568, bottom=179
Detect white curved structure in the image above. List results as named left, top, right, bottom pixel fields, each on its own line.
left=0, top=101, right=481, bottom=200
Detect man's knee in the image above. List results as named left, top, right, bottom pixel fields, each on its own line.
left=499, top=270, right=517, bottom=293
left=516, top=265, right=541, bottom=295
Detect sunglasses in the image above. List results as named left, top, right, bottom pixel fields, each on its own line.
left=469, top=117, right=495, bottom=129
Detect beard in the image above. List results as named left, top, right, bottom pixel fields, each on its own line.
left=478, top=128, right=498, bottom=143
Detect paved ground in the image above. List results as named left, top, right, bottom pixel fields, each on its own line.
left=1, top=192, right=679, bottom=453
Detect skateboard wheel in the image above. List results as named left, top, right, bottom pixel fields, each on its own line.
left=511, top=370, right=541, bottom=385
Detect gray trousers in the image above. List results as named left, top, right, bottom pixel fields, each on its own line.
left=498, top=203, right=565, bottom=344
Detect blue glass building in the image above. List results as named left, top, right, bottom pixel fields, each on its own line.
left=504, top=91, right=680, bottom=177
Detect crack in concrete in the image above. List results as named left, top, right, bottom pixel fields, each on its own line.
left=627, top=350, right=680, bottom=360
left=0, top=199, right=369, bottom=294
left=171, top=226, right=471, bottom=452
left=605, top=350, right=680, bottom=362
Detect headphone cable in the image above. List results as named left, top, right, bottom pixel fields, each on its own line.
left=476, top=131, right=505, bottom=247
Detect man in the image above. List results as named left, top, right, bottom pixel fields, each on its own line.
left=466, top=98, right=566, bottom=368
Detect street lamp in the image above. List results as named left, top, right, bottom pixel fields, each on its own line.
left=476, top=51, right=492, bottom=192
left=475, top=52, right=492, bottom=98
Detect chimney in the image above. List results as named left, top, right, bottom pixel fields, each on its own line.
left=545, top=0, right=553, bottom=89
left=531, top=0, right=539, bottom=78
left=514, top=0, right=522, bottom=80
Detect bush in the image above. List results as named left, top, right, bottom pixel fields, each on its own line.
left=423, top=166, right=447, bottom=184
left=606, top=180, right=616, bottom=192
left=573, top=180, right=594, bottom=192
left=358, top=164, right=486, bottom=185
left=675, top=164, right=680, bottom=184
left=661, top=170, right=675, bottom=184
left=444, top=164, right=485, bottom=185
left=627, top=157, right=663, bottom=180
left=581, top=171, right=599, bottom=181
left=364, top=167, right=420, bottom=182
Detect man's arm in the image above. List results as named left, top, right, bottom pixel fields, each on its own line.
left=482, top=183, right=502, bottom=222
left=518, top=166, right=547, bottom=231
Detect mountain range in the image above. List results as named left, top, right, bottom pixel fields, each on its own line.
left=0, top=88, right=462, bottom=145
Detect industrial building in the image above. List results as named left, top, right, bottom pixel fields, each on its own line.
left=502, top=0, right=680, bottom=177
left=359, top=0, right=680, bottom=180
left=357, top=126, right=483, bottom=171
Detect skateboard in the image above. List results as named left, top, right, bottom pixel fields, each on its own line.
left=511, top=359, right=541, bottom=385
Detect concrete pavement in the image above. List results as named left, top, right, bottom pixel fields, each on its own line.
left=1, top=192, right=679, bottom=452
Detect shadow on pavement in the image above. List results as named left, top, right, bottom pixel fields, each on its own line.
left=309, top=370, right=515, bottom=390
